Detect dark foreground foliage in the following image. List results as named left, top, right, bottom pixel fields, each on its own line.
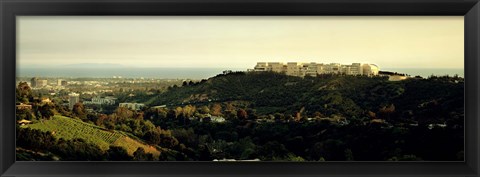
left=16, top=72, right=464, bottom=161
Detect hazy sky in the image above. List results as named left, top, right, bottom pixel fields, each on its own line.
left=18, top=16, right=464, bottom=69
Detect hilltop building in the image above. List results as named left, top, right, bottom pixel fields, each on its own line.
left=250, top=62, right=379, bottom=77
left=68, top=93, right=80, bottom=110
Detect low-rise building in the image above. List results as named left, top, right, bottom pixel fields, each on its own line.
left=16, top=103, right=32, bottom=110
left=37, top=79, right=48, bottom=87
left=84, top=96, right=117, bottom=105
left=119, top=103, right=145, bottom=111
left=388, top=75, right=408, bottom=81
left=17, top=119, right=32, bottom=126
left=31, top=77, right=48, bottom=88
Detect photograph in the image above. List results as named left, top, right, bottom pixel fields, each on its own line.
left=15, top=16, right=464, bottom=161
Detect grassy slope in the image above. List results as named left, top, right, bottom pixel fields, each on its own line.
left=24, top=115, right=160, bottom=157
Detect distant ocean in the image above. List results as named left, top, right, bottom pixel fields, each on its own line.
left=382, top=68, right=464, bottom=78
left=17, top=68, right=248, bottom=80
left=17, top=67, right=464, bottom=79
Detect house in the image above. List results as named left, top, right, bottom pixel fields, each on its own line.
left=201, top=114, right=226, bottom=123
left=211, top=116, right=226, bottom=123
left=152, top=105, right=167, bottom=109
left=41, top=98, right=52, bottom=103
left=16, top=103, right=32, bottom=110
left=17, top=119, right=32, bottom=126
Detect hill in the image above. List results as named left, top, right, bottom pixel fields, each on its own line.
left=23, top=115, right=160, bottom=157
left=147, top=71, right=464, bottom=124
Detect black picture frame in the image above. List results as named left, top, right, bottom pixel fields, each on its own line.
left=1, top=0, right=479, bottom=176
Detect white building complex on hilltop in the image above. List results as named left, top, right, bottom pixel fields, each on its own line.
left=249, top=62, right=379, bottom=77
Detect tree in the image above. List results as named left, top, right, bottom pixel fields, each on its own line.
left=143, top=129, right=161, bottom=145
left=198, top=106, right=210, bottom=114
left=133, top=147, right=154, bottom=161
left=95, top=114, right=108, bottom=127
left=72, top=102, right=87, bottom=120
left=257, top=141, right=289, bottom=160
left=16, top=108, right=35, bottom=120
left=237, top=109, right=248, bottom=120
left=210, top=104, right=222, bottom=116
left=378, top=104, right=396, bottom=120
left=115, top=107, right=134, bottom=122
left=16, top=82, right=33, bottom=103
left=175, top=107, right=183, bottom=118
left=39, top=103, right=55, bottom=119
left=167, top=109, right=178, bottom=119
left=156, top=108, right=168, bottom=119
left=106, top=146, right=132, bottom=161
left=182, top=105, right=196, bottom=118
left=160, top=136, right=179, bottom=149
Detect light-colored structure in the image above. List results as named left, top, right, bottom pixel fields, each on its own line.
left=268, top=62, right=285, bottom=73
left=305, top=62, right=319, bottom=77
left=388, top=75, right=408, bottom=81
left=37, top=79, right=48, bottom=87
left=252, top=62, right=379, bottom=77
left=253, top=62, right=268, bottom=71
left=30, top=77, right=38, bottom=88
left=286, top=62, right=300, bottom=76
left=16, top=103, right=32, bottom=110
left=119, top=103, right=145, bottom=111
left=30, top=77, right=48, bottom=88
left=84, top=96, right=117, bottom=105
left=17, top=119, right=32, bottom=126
left=68, top=93, right=80, bottom=110
left=349, top=63, right=363, bottom=75
left=362, top=64, right=380, bottom=76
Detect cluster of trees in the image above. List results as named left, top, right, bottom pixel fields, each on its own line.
left=16, top=71, right=465, bottom=161
left=16, top=126, right=159, bottom=161
left=146, top=72, right=463, bottom=126
left=16, top=82, right=56, bottom=121
left=138, top=72, right=464, bottom=160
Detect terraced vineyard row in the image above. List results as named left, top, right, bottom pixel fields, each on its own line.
left=24, top=115, right=159, bottom=156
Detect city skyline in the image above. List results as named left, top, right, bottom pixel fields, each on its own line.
left=18, top=16, right=463, bottom=69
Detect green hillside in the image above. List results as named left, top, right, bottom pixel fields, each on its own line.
left=24, top=115, right=160, bottom=156
left=148, top=71, right=464, bottom=123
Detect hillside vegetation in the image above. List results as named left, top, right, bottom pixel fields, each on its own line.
left=148, top=71, right=463, bottom=124
left=24, top=115, right=160, bottom=157
left=16, top=71, right=464, bottom=161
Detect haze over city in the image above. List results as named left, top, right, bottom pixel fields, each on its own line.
left=18, top=16, right=463, bottom=70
